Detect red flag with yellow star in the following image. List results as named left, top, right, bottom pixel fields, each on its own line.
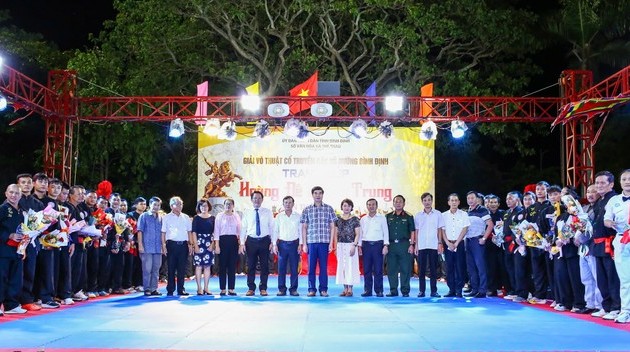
left=289, top=71, right=318, bottom=114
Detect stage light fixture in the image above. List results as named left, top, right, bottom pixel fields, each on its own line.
left=203, top=118, right=221, bottom=136
left=218, top=120, right=237, bottom=141
left=379, top=120, right=393, bottom=138
left=296, top=121, right=310, bottom=139
left=349, top=119, right=368, bottom=139
left=240, top=94, right=261, bottom=112
left=450, top=120, right=468, bottom=139
left=384, top=95, right=404, bottom=112
left=0, top=94, right=7, bottom=111
left=268, top=103, right=290, bottom=117
left=253, top=119, right=270, bottom=138
left=284, top=118, right=301, bottom=137
left=168, top=118, right=185, bottom=138
left=311, top=103, right=333, bottom=117
left=419, top=120, right=438, bottom=141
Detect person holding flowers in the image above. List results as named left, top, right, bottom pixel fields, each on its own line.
left=0, top=184, right=26, bottom=315
left=554, top=188, right=589, bottom=314
left=604, top=168, right=630, bottom=323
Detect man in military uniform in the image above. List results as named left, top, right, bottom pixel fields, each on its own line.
left=386, top=195, right=415, bottom=297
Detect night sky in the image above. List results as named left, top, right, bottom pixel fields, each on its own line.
left=3, top=0, right=115, bottom=50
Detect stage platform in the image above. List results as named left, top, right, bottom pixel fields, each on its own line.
left=1, top=275, right=629, bottom=352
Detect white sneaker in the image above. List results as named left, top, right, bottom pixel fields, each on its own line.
left=603, top=310, right=620, bottom=320
left=5, top=306, right=27, bottom=314
left=554, top=304, right=566, bottom=312
left=504, top=294, right=516, bottom=300
left=550, top=301, right=557, bottom=308
left=570, top=307, right=579, bottom=313
left=615, top=311, right=630, bottom=323
left=42, top=301, right=60, bottom=309
left=135, top=286, right=144, bottom=292
left=87, top=292, right=97, bottom=298
left=34, top=299, right=42, bottom=306
left=62, top=298, right=75, bottom=305
left=73, top=291, right=88, bottom=301
left=591, top=308, right=607, bottom=317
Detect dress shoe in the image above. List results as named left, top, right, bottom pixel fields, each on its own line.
left=320, top=291, right=329, bottom=297
left=290, top=291, right=299, bottom=296
left=402, top=293, right=409, bottom=297
left=572, top=307, right=591, bottom=314
left=464, top=291, right=479, bottom=297
left=277, top=291, right=287, bottom=296
left=197, top=291, right=204, bottom=296
left=166, top=292, right=174, bottom=296
left=443, top=292, right=457, bottom=298
left=339, top=292, right=348, bottom=297
left=417, top=292, right=425, bottom=297
left=455, top=293, right=463, bottom=298
left=246, top=290, right=255, bottom=296
left=486, top=291, right=498, bottom=297
left=473, top=292, right=487, bottom=298
left=204, top=291, right=213, bottom=295
left=307, top=291, right=316, bottom=297
left=346, top=292, right=353, bottom=297
left=219, top=291, right=227, bottom=296
left=361, top=292, right=373, bottom=297
left=178, top=291, right=189, bottom=296
left=228, top=291, right=237, bottom=296
left=150, top=291, right=162, bottom=296
left=386, top=292, right=398, bottom=297
left=376, top=292, right=384, bottom=297
left=430, top=292, right=441, bottom=298
left=260, top=290, right=269, bottom=296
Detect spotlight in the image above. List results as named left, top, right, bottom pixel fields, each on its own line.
left=268, top=103, right=290, bottom=117
left=379, top=121, right=393, bottom=138
left=384, top=95, right=404, bottom=112
left=168, top=118, right=185, bottom=138
left=349, top=119, right=368, bottom=139
left=296, top=122, right=310, bottom=139
left=0, top=94, right=7, bottom=111
left=218, top=120, right=237, bottom=141
left=253, top=119, right=270, bottom=138
left=240, top=94, right=261, bottom=112
left=419, top=120, right=437, bottom=141
left=203, top=118, right=221, bottom=136
left=450, top=120, right=468, bottom=139
left=311, top=103, right=333, bottom=117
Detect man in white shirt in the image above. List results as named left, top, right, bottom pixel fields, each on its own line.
left=240, top=191, right=275, bottom=296
left=161, top=196, right=193, bottom=296
left=275, top=195, right=302, bottom=296
left=414, top=193, right=444, bottom=298
left=604, top=169, right=630, bottom=323
left=359, top=198, right=389, bottom=297
left=441, top=193, right=470, bottom=297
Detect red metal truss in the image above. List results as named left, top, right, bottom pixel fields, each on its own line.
left=75, top=95, right=561, bottom=122
left=0, top=65, right=60, bottom=116
left=578, top=65, right=630, bottom=99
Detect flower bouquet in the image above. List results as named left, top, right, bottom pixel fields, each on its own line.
left=517, top=220, right=549, bottom=250
left=557, top=215, right=591, bottom=242
left=15, top=208, right=56, bottom=255
left=112, top=213, right=129, bottom=251
left=492, top=222, right=505, bottom=247
left=39, top=231, right=61, bottom=248
left=561, top=195, right=584, bottom=216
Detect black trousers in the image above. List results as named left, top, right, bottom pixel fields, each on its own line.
left=0, top=256, right=23, bottom=311
left=56, top=246, right=72, bottom=299
left=557, top=255, right=586, bottom=309
left=71, top=245, right=86, bottom=294
left=218, top=235, right=238, bottom=290
left=21, top=245, right=38, bottom=304
left=122, top=251, right=135, bottom=289
left=166, top=240, right=189, bottom=294
left=86, top=245, right=100, bottom=292
left=97, top=246, right=111, bottom=291
left=529, top=247, right=549, bottom=299
left=109, top=249, right=124, bottom=291
left=245, top=236, right=271, bottom=291
left=34, top=247, right=56, bottom=303
left=417, top=248, right=438, bottom=294
left=363, top=241, right=385, bottom=294
left=596, top=255, right=621, bottom=312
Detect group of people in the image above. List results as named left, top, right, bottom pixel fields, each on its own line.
left=1, top=171, right=629, bottom=326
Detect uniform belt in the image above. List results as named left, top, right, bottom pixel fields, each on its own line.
left=363, top=240, right=384, bottom=245
left=166, top=240, right=188, bottom=245
left=467, top=235, right=483, bottom=240
left=278, top=239, right=299, bottom=243
left=392, top=238, right=409, bottom=243
left=247, top=236, right=270, bottom=241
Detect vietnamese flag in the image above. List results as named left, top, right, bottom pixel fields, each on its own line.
left=289, top=71, right=318, bottom=114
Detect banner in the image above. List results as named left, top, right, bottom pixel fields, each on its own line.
left=197, top=127, right=434, bottom=215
